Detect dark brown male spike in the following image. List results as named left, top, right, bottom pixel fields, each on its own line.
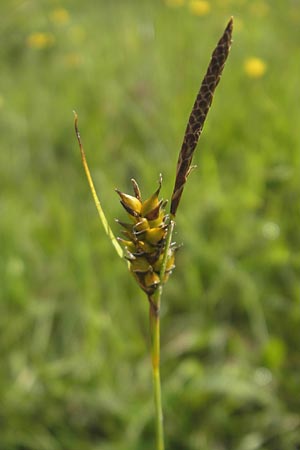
left=170, top=17, right=233, bottom=216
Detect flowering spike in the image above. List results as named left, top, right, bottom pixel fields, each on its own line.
left=115, top=219, right=133, bottom=231
left=170, top=17, right=233, bottom=216
left=116, top=237, right=137, bottom=253
left=115, top=189, right=142, bottom=216
left=116, top=177, right=176, bottom=296
left=141, top=175, right=163, bottom=217
left=144, top=269, right=160, bottom=289
left=131, top=178, right=142, bottom=201
left=134, top=218, right=150, bottom=233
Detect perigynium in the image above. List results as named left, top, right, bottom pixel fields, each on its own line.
left=75, top=17, right=233, bottom=450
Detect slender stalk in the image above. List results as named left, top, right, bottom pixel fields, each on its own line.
left=148, top=218, right=175, bottom=450
left=150, top=301, right=164, bottom=450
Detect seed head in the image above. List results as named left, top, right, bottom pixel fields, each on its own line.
left=116, top=176, right=176, bottom=295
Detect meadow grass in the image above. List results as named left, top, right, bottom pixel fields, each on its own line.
left=1, top=1, right=300, bottom=449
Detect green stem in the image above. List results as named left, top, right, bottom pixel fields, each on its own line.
left=149, top=301, right=165, bottom=450
left=148, top=218, right=175, bottom=450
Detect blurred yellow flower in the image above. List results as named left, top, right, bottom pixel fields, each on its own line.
left=64, top=52, right=82, bottom=68
left=244, top=57, right=267, bottom=78
left=165, top=0, right=185, bottom=7
left=26, top=32, right=55, bottom=49
left=50, top=8, right=70, bottom=25
left=189, top=0, right=211, bottom=16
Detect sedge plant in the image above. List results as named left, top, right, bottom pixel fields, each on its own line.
left=74, top=18, right=233, bottom=450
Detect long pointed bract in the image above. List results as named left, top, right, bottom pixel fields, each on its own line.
left=74, top=112, right=123, bottom=258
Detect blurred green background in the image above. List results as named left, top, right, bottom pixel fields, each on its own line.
left=1, top=0, right=300, bottom=449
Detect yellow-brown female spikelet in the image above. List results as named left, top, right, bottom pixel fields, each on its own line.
left=116, top=176, right=176, bottom=300
left=170, top=18, right=233, bottom=216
